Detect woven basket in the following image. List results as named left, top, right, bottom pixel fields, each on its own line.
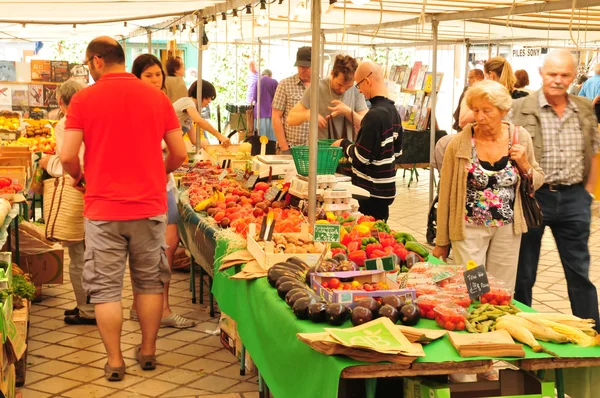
left=43, top=175, right=84, bottom=242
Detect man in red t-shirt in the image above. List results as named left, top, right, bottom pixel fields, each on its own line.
left=61, top=37, right=187, bottom=381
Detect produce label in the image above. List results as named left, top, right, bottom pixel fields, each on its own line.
left=235, top=169, right=244, bottom=181
left=264, top=186, right=281, bottom=202
left=314, top=224, right=341, bottom=243
left=431, top=270, right=455, bottom=283
left=217, top=170, right=228, bottom=181
left=364, top=256, right=395, bottom=272
left=244, top=174, right=259, bottom=189
left=463, top=264, right=491, bottom=300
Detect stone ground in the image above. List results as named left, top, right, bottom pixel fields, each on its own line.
left=17, top=169, right=599, bottom=397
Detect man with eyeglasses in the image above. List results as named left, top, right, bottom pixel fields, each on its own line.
left=61, top=36, right=187, bottom=381
left=288, top=54, right=368, bottom=141
left=332, top=61, right=403, bottom=221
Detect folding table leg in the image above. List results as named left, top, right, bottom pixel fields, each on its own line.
left=365, top=378, right=377, bottom=398
left=190, top=257, right=196, bottom=304
left=555, top=368, right=565, bottom=398
left=199, top=266, right=204, bottom=304
left=208, top=276, right=215, bottom=317
left=240, top=344, right=246, bottom=376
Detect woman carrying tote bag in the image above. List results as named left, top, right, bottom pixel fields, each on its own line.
left=38, top=79, right=95, bottom=326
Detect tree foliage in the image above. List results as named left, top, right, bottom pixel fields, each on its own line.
left=46, top=40, right=88, bottom=64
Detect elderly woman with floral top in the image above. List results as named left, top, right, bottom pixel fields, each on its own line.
left=433, top=80, right=544, bottom=291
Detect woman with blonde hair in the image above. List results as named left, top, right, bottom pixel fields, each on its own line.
left=434, top=80, right=544, bottom=292
left=459, top=57, right=528, bottom=128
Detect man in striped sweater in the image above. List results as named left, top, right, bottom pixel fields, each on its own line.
left=333, top=61, right=403, bottom=221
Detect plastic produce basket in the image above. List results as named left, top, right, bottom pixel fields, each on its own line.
left=291, top=146, right=343, bottom=176
left=318, top=139, right=337, bottom=147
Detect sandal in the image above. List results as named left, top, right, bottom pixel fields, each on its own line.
left=160, top=313, right=196, bottom=329
left=130, top=309, right=138, bottom=321
left=135, top=345, right=157, bottom=370
left=104, top=362, right=125, bottom=381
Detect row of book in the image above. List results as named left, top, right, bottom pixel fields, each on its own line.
left=0, top=60, right=89, bottom=83
left=397, top=91, right=431, bottom=131
left=386, top=62, right=444, bottom=93
left=0, top=84, right=59, bottom=109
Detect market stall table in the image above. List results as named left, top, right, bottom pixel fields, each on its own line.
left=178, top=199, right=600, bottom=398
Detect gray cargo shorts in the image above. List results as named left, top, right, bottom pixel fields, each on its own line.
left=82, top=214, right=171, bottom=304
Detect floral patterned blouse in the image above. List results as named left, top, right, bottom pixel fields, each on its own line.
left=465, top=128, right=518, bottom=227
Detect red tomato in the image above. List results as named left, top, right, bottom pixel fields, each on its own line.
left=426, top=310, right=435, bottom=320
left=435, top=317, right=445, bottom=328
left=456, top=321, right=465, bottom=331
left=321, top=282, right=329, bottom=289
left=444, top=321, right=456, bottom=331
left=254, top=182, right=270, bottom=192
left=328, top=278, right=341, bottom=289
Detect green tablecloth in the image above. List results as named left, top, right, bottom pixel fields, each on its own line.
left=178, top=201, right=600, bottom=398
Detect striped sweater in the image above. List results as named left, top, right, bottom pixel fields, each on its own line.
left=340, top=96, right=403, bottom=199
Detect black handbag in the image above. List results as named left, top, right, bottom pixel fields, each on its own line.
left=513, top=126, right=543, bottom=229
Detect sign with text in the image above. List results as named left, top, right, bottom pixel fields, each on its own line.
left=431, top=270, right=455, bottom=283
left=313, top=224, right=341, bottom=243
left=244, top=174, right=259, bottom=189
left=217, top=169, right=228, bottom=181
left=512, top=47, right=542, bottom=58
left=264, top=186, right=281, bottom=202
left=463, top=264, right=491, bottom=300
left=234, top=169, right=244, bottom=181
left=365, top=256, right=396, bottom=272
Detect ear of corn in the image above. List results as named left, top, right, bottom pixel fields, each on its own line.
left=496, top=320, right=558, bottom=357
left=536, top=319, right=597, bottom=347
left=516, top=312, right=595, bottom=327
left=498, top=315, right=570, bottom=344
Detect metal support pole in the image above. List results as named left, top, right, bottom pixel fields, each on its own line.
left=257, top=39, right=262, bottom=137
left=307, top=0, right=322, bottom=226
left=146, top=29, right=152, bottom=53
left=235, top=44, right=239, bottom=103
left=496, top=42, right=500, bottom=56
left=196, top=20, right=204, bottom=155
left=464, top=39, right=471, bottom=86
left=429, top=19, right=439, bottom=206
left=385, top=48, right=390, bottom=79
left=320, top=31, right=326, bottom=77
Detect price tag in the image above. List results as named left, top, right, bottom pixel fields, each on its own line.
left=431, top=270, right=455, bottom=283
left=364, top=256, right=396, bottom=272
left=264, top=186, right=281, bottom=202
left=245, top=174, right=259, bottom=189
left=463, top=264, right=491, bottom=300
left=235, top=169, right=244, bottom=181
left=313, top=224, right=341, bottom=243
left=217, top=169, right=228, bottom=181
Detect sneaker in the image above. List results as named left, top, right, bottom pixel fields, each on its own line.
left=64, top=307, right=79, bottom=316
left=104, top=362, right=125, bottom=381
left=160, top=313, right=196, bottom=329
left=64, top=314, right=97, bottom=325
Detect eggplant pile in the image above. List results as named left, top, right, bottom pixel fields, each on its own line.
left=268, top=257, right=350, bottom=326
left=351, top=296, right=420, bottom=327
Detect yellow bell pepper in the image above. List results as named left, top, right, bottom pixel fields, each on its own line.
left=315, top=220, right=330, bottom=224
left=340, top=226, right=348, bottom=241
left=353, top=224, right=371, bottom=235
left=359, top=221, right=376, bottom=229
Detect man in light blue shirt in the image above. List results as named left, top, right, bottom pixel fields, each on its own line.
left=578, top=64, right=600, bottom=100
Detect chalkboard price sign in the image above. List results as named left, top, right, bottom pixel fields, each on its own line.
left=314, top=224, right=341, bottom=243
left=463, top=264, right=491, bottom=300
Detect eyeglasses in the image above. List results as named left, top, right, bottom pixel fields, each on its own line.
left=84, top=54, right=102, bottom=65
left=355, top=72, right=373, bottom=89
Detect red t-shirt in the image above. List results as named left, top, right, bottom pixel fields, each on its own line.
left=65, top=73, right=181, bottom=221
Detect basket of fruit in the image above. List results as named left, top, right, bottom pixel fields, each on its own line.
left=290, top=146, right=343, bottom=176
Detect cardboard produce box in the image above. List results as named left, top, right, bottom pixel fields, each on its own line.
left=219, top=312, right=237, bottom=357
left=235, top=336, right=256, bottom=373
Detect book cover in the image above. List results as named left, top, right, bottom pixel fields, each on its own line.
left=401, top=67, right=412, bottom=90
left=51, top=61, right=69, bottom=83
left=0, top=61, right=17, bottom=82
left=10, top=86, right=28, bottom=108
left=417, top=96, right=431, bottom=130
left=31, top=60, right=51, bottom=81
left=0, top=85, right=11, bottom=107
left=396, top=65, right=407, bottom=86
left=68, top=63, right=90, bottom=83
left=407, top=61, right=422, bottom=90
left=414, top=65, right=428, bottom=91
left=408, top=91, right=425, bottom=126
left=423, top=72, right=433, bottom=92
left=15, top=62, right=30, bottom=82
left=28, top=84, right=44, bottom=107
left=43, top=85, right=59, bottom=108
left=435, top=72, right=444, bottom=91
left=388, top=65, right=398, bottom=82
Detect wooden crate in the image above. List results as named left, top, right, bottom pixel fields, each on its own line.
left=12, top=300, right=28, bottom=388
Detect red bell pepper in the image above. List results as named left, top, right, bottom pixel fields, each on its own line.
left=392, top=245, right=408, bottom=261
left=357, top=215, right=375, bottom=224
left=331, top=248, right=346, bottom=257
left=379, top=237, right=395, bottom=248
left=370, top=249, right=387, bottom=258
left=348, top=250, right=367, bottom=267
left=347, top=241, right=361, bottom=253
left=384, top=247, right=393, bottom=255
left=341, top=233, right=352, bottom=247
left=365, top=243, right=383, bottom=258
left=377, top=232, right=391, bottom=241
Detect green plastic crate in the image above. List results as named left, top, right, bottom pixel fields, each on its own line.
left=290, top=146, right=343, bottom=176
left=318, top=139, right=338, bottom=147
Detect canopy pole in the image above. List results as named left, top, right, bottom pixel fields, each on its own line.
left=308, top=0, right=322, bottom=226
left=429, top=18, right=438, bottom=206
left=320, top=31, right=326, bottom=77
left=464, top=39, right=471, bottom=86
left=235, top=43, right=239, bottom=103
left=196, top=20, right=204, bottom=155
left=257, top=39, right=262, bottom=137
left=146, top=29, right=152, bottom=53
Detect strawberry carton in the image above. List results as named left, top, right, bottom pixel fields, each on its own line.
left=446, top=292, right=472, bottom=308
left=413, top=284, right=441, bottom=298
left=480, top=282, right=513, bottom=306
left=434, top=302, right=468, bottom=331
left=442, top=282, right=469, bottom=295
left=415, top=294, right=451, bottom=320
